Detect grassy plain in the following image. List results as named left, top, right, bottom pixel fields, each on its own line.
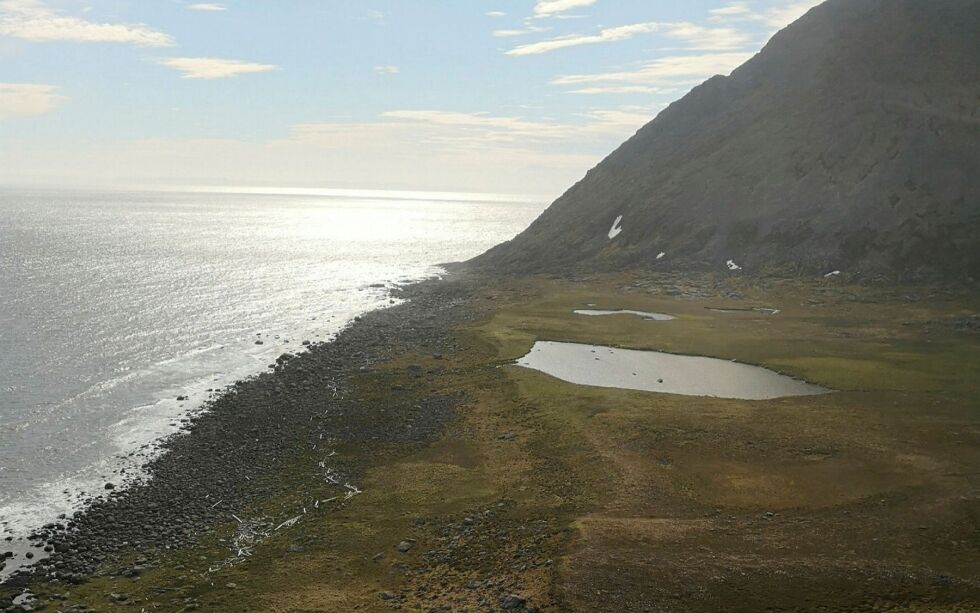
left=27, top=274, right=980, bottom=611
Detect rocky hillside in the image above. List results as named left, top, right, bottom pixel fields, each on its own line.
left=473, top=0, right=980, bottom=282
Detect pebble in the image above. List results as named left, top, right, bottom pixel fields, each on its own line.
left=396, top=540, right=415, bottom=553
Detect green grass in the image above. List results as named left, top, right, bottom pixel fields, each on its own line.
left=17, top=273, right=980, bottom=611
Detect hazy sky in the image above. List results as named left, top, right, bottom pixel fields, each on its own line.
left=0, top=0, right=821, bottom=196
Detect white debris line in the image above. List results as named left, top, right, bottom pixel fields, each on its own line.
left=275, top=515, right=302, bottom=531
left=608, top=215, right=624, bottom=240
left=208, top=516, right=274, bottom=572
left=320, top=466, right=341, bottom=485
left=343, top=483, right=362, bottom=500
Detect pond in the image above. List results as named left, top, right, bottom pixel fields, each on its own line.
left=573, top=309, right=675, bottom=321
left=707, top=307, right=781, bottom=316
left=516, top=342, right=829, bottom=400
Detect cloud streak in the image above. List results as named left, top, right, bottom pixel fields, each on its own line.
left=157, top=57, right=280, bottom=79
left=533, top=0, right=596, bottom=18
left=762, top=0, right=823, bottom=28
left=0, top=82, right=64, bottom=120
left=708, top=0, right=824, bottom=29
left=0, top=0, right=173, bottom=46
left=188, top=3, right=226, bottom=11
left=709, top=2, right=751, bottom=20
left=506, top=21, right=750, bottom=56
left=552, top=52, right=753, bottom=87
left=368, top=107, right=656, bottom=148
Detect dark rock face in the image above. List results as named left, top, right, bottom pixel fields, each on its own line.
left=474, top=0, right=980, bottom=282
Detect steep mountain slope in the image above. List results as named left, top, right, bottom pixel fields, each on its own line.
left=474, top=0, right=980, bottom=282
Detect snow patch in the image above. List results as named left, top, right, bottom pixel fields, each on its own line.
left=608, top=215, right=623, bottom=240
left=824, top=270, right=841, bottom=278
left=726, top=260, right=741, bottom=271
left=656, top=252, right=666, bottom=260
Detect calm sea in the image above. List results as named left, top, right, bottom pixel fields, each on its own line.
left=0, top=187, right=544, bottom=548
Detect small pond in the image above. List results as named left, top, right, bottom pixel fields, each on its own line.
left=707, top=307, right=781, bottom=316
left=516, top=341, right=829, bottom=400
left=573, top=309, right=675, bottom=321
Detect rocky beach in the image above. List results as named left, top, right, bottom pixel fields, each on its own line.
left=0, top=275, right=478, bottom=608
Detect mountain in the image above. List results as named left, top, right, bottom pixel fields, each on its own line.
left=473, top=0, right=980, bottom=282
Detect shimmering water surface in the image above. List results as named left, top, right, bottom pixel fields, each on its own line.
left=516, top=341, right=830, bottom=400
left=0, top=187, right=544, bottom=545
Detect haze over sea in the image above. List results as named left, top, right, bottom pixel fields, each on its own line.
left=0, top=187, right=544, bottom=544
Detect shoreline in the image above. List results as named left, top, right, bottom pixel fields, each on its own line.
left=0, top=276, right=426, bottom=567
left=0, top=274, right=474, bottom=594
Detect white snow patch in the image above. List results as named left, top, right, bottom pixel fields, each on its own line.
left=824, top=270, right=841, bottom=278
left=608, top=215, right=623, bottom=240
left=726, top=260, right=741, bottom=271
left=656, top=252, right=666, bottom=260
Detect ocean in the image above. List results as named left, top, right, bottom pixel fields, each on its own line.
left=0, top=187, right=544, bottom=552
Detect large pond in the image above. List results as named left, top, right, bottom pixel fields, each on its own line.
left=516, top=342, right=829, bottom=400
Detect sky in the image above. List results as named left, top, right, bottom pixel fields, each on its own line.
left=0, top=0, right=823, bottom=196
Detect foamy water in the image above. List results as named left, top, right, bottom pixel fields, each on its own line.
left=0, top=187, right=545, bottom=553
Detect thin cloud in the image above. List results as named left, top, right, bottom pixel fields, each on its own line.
left=374, top=65, right=399, bottom=75
left=375, top=107, right=657, bottom=145
left=380, top=110, right=571, bottom=143
left=157, top=57, right=280, bottom=79
left=567, top=85, right=668, bottom=95
left=507, top=21, right=749, bottom=56
left=188, top=3, right=227, bottom=11
left=493, top=25, right=549, bottom=38
left=708, top=0, right=823, bottom=29
left=551, top=52, right=753, bottom=87
left=763, top=0, right=823, bottom=28
left=0, top=0, right=174, bottom=46
left=533, top=0, right=596, bottom=18
left=0, top=82, right=65, bottom=120
left=486, top=11, right=507, bottom=18
left=709, top=2, right=751, bottom=20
